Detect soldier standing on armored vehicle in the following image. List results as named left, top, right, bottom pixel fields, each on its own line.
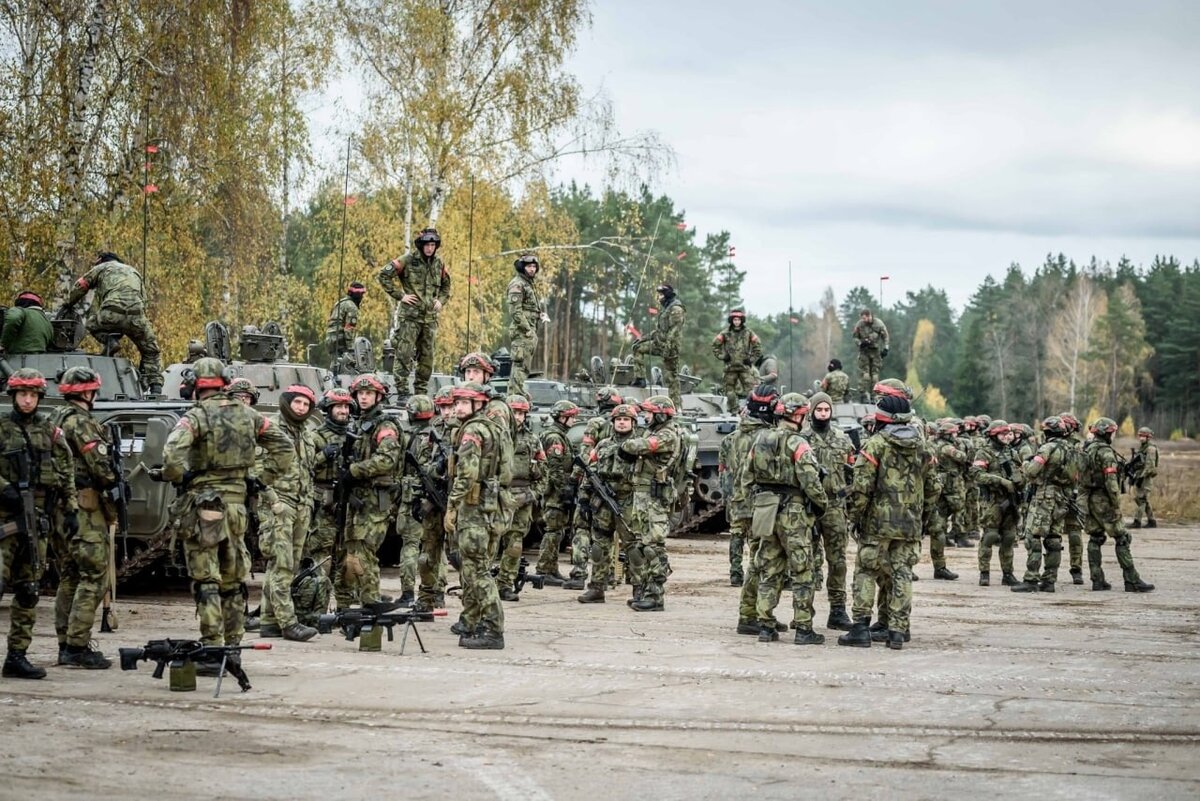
left=1, top=291, right=53, bottom=355
left=309, top=389, right=354, bottom=591
left=819, top=359, right=850, bottom=403
left=851, top=309, right=888, bottom=402
left=506, top=253, right=550, bottom=398
left=1130, top=426, right=1159, bottom=529
left=378, top=228, right=451, bottom=397
left=1082, top=418, right=1154, bottom=593
left=324, top=282, right=367, bottom=374
left=0, top=369, right=77, bottom=680
left=51, top=367, right=117, bottom=669
left=64, top=252, right=163, bottom=395
left=257, top=385, right=319, bottom=641
left=805, top=391, right=857, bottom=629
left=497, top=395, right=545, bottom=601
left=535, top=400, right=580, bottom=584
left=153, top=358, right=293, bottom=652
left=632, top=284, right=686, bottom=407
left=711, top=309, right=763, bottom=411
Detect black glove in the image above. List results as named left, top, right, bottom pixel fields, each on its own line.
left=742, top=357, right=753, bottom=366
left=0, top=483, right=22, bottom=513
left=447, top=550, right=462, bottom=571
left=322, top=443, right=340, bottom=461
left=180, top=469, right=199, bottom=489
left=245, top=477, right=268, bottom=495
left=858, top=340, right=869, bottom=350
left=617, top=447, right=638, bottom=463
left=881, top=347, right=889, bottom=358
left=62, top=510, right=80, bottom=537
left=722, top=354, right=731, bottom=363
left=339, top=468, right=358, bottom=488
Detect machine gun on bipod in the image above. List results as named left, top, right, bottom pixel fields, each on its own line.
left=119, top=639, right=272, bottom=697
left=317, top=601, right=447, bottom=654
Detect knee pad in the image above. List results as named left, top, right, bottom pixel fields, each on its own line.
left=1115, top=533, right=1132, bottom=548
left=14, top=581, right=40, bottom=608
left=1089, top=533, right=1107, bottom=548
left=1044, top=537, right=1063, bottom=553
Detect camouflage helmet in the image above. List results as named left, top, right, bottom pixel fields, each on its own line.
left=406, top=394, right=435, bottom=420
left=1137, top=426, right=1154, bottom=438
left=226, top=377, right=260, bottom=404
left=774, top=392, right=810, bottom=421
left=595, top=385, right=621, bottom=409
left=513, top=252, right=539, bottom=273
left=977, top=414, right=993, bottom=427
left=727, top=308, right=746, bottom=324
left=192, top=357, right=229, bottom=390
left=984, top=419, right=1010, bottom=438
left=321, top=387, right=353, bottom=410
left=873, top=378, right=910, bottom=399
left=610, top=403, right=638, bottom=421
left=1088, top=417, right=1118, bottom=437
left=186, top=339, right=207, bottom=360
left=348, top=373, right=387, bottom=398
left=6, top=367, right=47, bottom=395
left=451, top=381, right=490, bottom=404
left=1014, top=423, right=1034, bottom=439
left=937, top=419, right=960, bottom=436
left=639, top=395, right=676, bottom=417
left=58, top=366, right=102, bottom=396
left=550, top=399, right=579, bottom=420
left=961, top=415, right=977, bottom=430
left=414, top=227, right=441, bottom=248
left=459, top=351, right=495, bottom=378
left=1041, top=416, right=1067, bottom=436
left=746, top=383, right=780, bottom=422
left=433, top=386, right=455, bottom=407
left=505, top=394, right=531, bottom=413
left=1058, top=412, right=1080, bottom=433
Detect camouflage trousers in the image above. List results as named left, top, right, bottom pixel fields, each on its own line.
left=582, top=498, right=628, bottom=590
left=417, top=510, right=449, bottom=608
left=1134, top=478, right=1155, bottom=524
left=721, top=365, right=757, bottom=411
left=627, top=491, right=670, bottom=603
left=851, top=536, right=919, bottom=633
left=508, top=332, right=537, bottom=398
left=754, top=496, right=817, bottom=630
left=856, top=349, right=883, bottom=401
left=569, top=509, right=590, bottom=580
left=498, top=489, right=536, bottom=590
left=1065, top=514, right=1083, bottom=573
left=632, top=342, right=681, bottom=408
left=457, top=507, right=504, bottom=634
left=813, top=505, right=849, bottom=605
left=957, top=481, right=980, bottom=536
left=977, top=505, right=1019, bottom=575
left=535, top=502, right=571, bottom=575
left=2, top=523, right=49, bottom=653
left=90, top=306, right=163, bottom=389
left=1084, top=494, right=1144, bottom=585
left=340, top=491, right=390, bottom=607
left=728, top=515, right=749, bottom=583
left=305, top=506, right=337, bottom=584
left=260, top=500, right=309, bottom=629
left=52, top=508, right=110, bottom=647
left=391, top=308, right=439, bottom=396
left=1021, top=489, right=1067, bottom=585
left=394, top=511, right=421, bottom=594
left=180, top=491, right=250, bottom=646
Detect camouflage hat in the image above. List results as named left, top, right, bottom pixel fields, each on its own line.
left=459, top=351, right=495, bottom=377
left=505, top=394, right=531, bottom=412
left=937, top=419, right=960, bottom=436
left=226, top=377, right=260, bottom=404
left=513, top=252, right=539, bottom=272
left=1137, top=426, right=1154, bottom=438
left=433, top=386, right=455, bottom=407
left=551, top=399, right=579, bottom=419
left=406, top=394, right=435, bottom=419
left=58, top=366, right=102, bottom=395
left=595, top=386, right=621, bottom=409
left=6, top=367, right=47, bottom=395
left=321, top=387, right=353, bottom=409
left=977, top=414, right=993, bottom=427
left=1089, top=417, right=1118, bottom=436
left=610, top=403, right=638, bottom=421
left=985, top=419, right=1010, bottom=437
left=1041, top=416, right=1067, bottom=436
left=414, top=227, right=441, bottom=247
left=192, top=357, right=229, bottom=390
left=1015, top=423, right=1034, bottom=438
left=1058, top=412, right=1080, bottom=432
left=451, top=381, right=489, bottom=403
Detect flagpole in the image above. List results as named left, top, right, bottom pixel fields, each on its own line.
left=788, top=261, right=794, bottom=393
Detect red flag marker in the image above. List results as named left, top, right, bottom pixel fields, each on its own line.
left=790, top=316, right=800, bottom=324
left=648, top=307, right=658, bottom=316
left=677, top=251, right=686, bottom=260
left=143, top=184, right=158, bottom=193
left=728, top=246, right=736, bottom=257
left=145, top=144, right=158, bottom=154
left=675, top=221, right=687, bottom=230
left=344, top=195, right=357, bottom=206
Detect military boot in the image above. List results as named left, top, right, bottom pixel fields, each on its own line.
left=3, top=651, right=47, bottom=680
left=626, top=586, right=644, bottom=607
left=577, top=587, right=605, bottom=604
left=979, top=572, right=990, bottom=586
left=826, top=606, right=853, bottom=631
left=450, top=617, right=470, bottom=635
left=460, top=626, right=505, bottom=650
left=258, top=623, right=283, bottom=638
left=886, top=631, right=905, bottom=651
left=244, top=615, right=261, bottom=632
left=1092, top=579, right=1112, bottom=591
left=729, top=573, right=743, bottom=587
left=60, top=644, right=113, bottom=669
left=499, top=587, right=520, bottom=602
left=910, top=572, right=919, bottom=581
left=1129, top=519, right=1142, bottom=529
left=148, top=383, right=163, bottom=397
left=57, top=642, right=68, bottom=665
left=283, top=622, right=318, bottom=642
left=837, top=620, right=872, bottom=648
left=870, top=620, right=891, bottom=642
left=1124, top=579, right=1155, bottom=593
left=1146, top=519, right=1157, bottom=528
left=1070, top=568, right=1084, bottom=585
left=1038, top=582, right=1055, bottom=593
left=1010, top=581, right=1041, bottom=593
left=398, top=590, right=415, bottom=606
left=631, top=597, right=664, bottom=612
left=793, top=628, right=825, bottom=646
left=933, top=566, right=959, bottom=580
left=758, top=624, right=780, bottom=642
left=538, top=569, right=566, bottom=587
left=562, top=576, right=586, bottom=591
left=1001, top=572, right=1018, bottom=586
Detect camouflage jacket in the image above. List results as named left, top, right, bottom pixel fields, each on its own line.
left=721, top=415, right=768, bottom=520
left=506, top=272, right=543, bottom=338
left=589, top=431, right=635, bottom=499
left=738, top=423, right=827, bottom=513
left=510, top=421, right=546, bottom=491
left=620, top=419, right=682, bottom=494
left=1135, top=441, right=1159, bottom=480
left=312, top=419, right=350, bottom=488
left=378, top=252, right=451, bottom=312
left=324, top=296, right=360, bottom=350
left=66, top=260, right=146, bottom=312
left=0, top=409, right=77, bottom=515
left=970, top=438, right=1024, bottom=507
left=645, top=297, right=686, bottom=358
left=848, top=423, right=938, bottom=540
left=852, top=317, right=889, bottom=351
left=933, top=435, right=969, bottom=498
left=579, top=414, right=614, bottom=454
left=804, top=422, right=856, bottom=502
left=540, top=421, right=575, bottom=499
left=711, top=325, right=763, bottom=367
left=449, top=415, right=500, bottom=510
left=1, top=305, right=53, bottom=354
left=163, top=392, right=294, bottom=492
left=820, top=370, right=850, bottom=402
left=1082, top=440, right=1122, bottom=504
left=267, top=412, right=317, bottom=507
left=52, top=405, right=117, bottom=514
left=347, top=406, right=401, bottom=489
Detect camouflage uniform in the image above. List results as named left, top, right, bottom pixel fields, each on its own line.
left=497, top=402, right=545, bottom=594
left=928, top=426, right=968, bottom=576
left=0, top=374, right=76, bottom=673
left=394, top=399, right=438, bottom=600
left=756, top=355, right=780, bottom=390
left=323, top=290, right=363, bottom=373
left=378, top=248, right=451, bottom=396
left=1016, top=426, right=1073, bottom=590
left=307, top=395, right=351, bottom=592
left=970, top=427, right=1023, bottom=584
left=1131, top=431, right=1159, bottom=527
left=563, top=410, right=615, bottom=587
left=416, top=408, right=454, bottom=608
left=632, top=288, right=686, bottom=407
left=851, top=314, right=888, bottom=401
left=258, top=398, right=317, bottom=633
left=162, top=374, right=294, bottom=646
left=954, top=420, right=981, bottom=544
left=579, top=414, right=635, bottom=595
left=535, top=413, right=576, bottom=578
left=0, top=298, right=53, bottom=354
left=804, top=393, right=856, bottom=614
left=505, top=257, right=545, bottom=398
left=740, top=413, right=828, bottom=637
left=846, top=419, right=939, bottom=640
left=820, top=369, right=851, bottom=403
left=342, top=396, right=402, bottom=606
left=729, top=415, right=771, bottom=619
left=51, top=401, right=115, bottom=653
left=620, top=397, right=682, bottom=609
left=1082, top=421, right=1153, bottom=592
left=711, top=314, right=763, bottom=410
left=65, top=258, right=162, bottom=390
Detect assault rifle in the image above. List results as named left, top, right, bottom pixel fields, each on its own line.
left=331, top=430, right=361, bottom=573
left=1123, top=449, right=1144, bottom=492
left=571, top=454, right=627, bottom=531
left=119, top=639, right=271, bottom=697
left=404, top=436, right=447, bottom=520
left=3, top=448, right=45, bottom=581
left=997, top=457, right=1023, bottom=516
left=317, top=601, right=447, bottom=654
left=102, top=423, right=130, bottom=632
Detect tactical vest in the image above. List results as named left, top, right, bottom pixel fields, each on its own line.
left=0, top=412, right=58, bottom=494
left=748, top=428, right=807, bottom=489
left=188, top=397, right=259, bottom=473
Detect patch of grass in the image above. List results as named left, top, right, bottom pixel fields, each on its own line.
left=1116, top=437, right=1200, bottom=523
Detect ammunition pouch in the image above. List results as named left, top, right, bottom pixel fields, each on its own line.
left=751, top=491, right=782, bottom=540
left=77, top=487, right=102, bottom=513
left=193, top=491, right=228, bottom=548
left=14, top=581, right=39, bottom=608
left=650, top=479, right=673, bottom=503
left=479, top=478, right=500, bottom=514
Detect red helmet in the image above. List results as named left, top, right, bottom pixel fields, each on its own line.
left=57, top=366, right=103, bottom=395
left=451, top=382, right=490, bottom=403
left=459, top=352, right=495, bottom=377
left=506, top=394, right=531, bottom=412
left=873, top=379, right=909, bottom=399
left=349, top=374, right=387, bottom=397
left=639, top=396, right=676, bottom=417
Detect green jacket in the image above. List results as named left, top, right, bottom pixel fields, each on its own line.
left=0, top=409, right=78, bottom=515
left=506, top=272, right=543, bottom=339
left=67, top=260, right=146, bottom=312
left=324, top=296, right=360, bottom=351
left=711, top=325, right=763, bottom=367
left=848, top=423, right=938, bottom=540
left=852, top=317, right=889, bottom=351
left=1, top=306, right=53, bottom=354
left=163, top=392, right=294, bottom=493
left=378, top=252, right=451, bottom=313
left=820, top=370, right=850, bottom=402
left=645, top=297, right=686, bottom=358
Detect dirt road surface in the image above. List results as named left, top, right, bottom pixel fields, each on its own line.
left=2, top=525, right=1198, bottom=800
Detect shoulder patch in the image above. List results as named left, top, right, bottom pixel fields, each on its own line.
left=861, top=451, right=879, bottom=468
left=791, top=442, right=810, bottom=462
left=461, top=433, right=482, bottom=447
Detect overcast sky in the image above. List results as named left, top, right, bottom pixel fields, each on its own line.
left=551, top=0, right=1200, bottom=314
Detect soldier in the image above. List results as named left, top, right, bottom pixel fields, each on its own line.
left=805, top=391, right=857, bottom=628
left=64, top=252, right=163, bottom=394
left=927, top=419, right=966, bottom=581
left=51, top=367, right=116, bottom=668
left=971, top=420, right=1023, bottom=587
left=308, top=388, right=353, bottom=593
left=1057, top=413, right=1085, bottom=583
left=619, top=396, right=683, bottom=611
left=1130, top=427, right=1159, bottom=528
left=839, top=394, right=937, bottom=650
left=324, top=282, right=367, bottom=374
left=340, top=374, right=401, bottom=606
left=632, top=283, right=686, bottom=407
left=154, top=358, right=293, bottom=651
left=0, top=370, right=76, bottom=679
left=1082, top=418, right=1154, bottom=593
left=577, top=403, right=638, bottom=604
left=394, top=394, right=437, bottom=605
left=444, top=382, right=506, bottom=648
left=497, top=394, right=545, bottom=601
left=734, top=385, right=784, bottom=634
left=819, top=359, right=851, bottom=403
left=257, top=385, right=319, bottom=641
left=851, top=309, right=888, bottom=402
left=720, top=404, right=749, bottom=587
left=506, top=253, right=550, bottom=398
left=534, top=400, right=579, bottom=584
left=755, top=353, right=780, bottom=391
left=711, top=309, right=763, bottom=410
left=183, top=339, right=208, bottom=364
left=952, top=415, right=982, bottom=547
left=737, top=392, right=828, bottom=644
left=1, top=291, right=53, bottom=355
left=378, top=228, right=451, bottom=396
left=413, top=386, right=457, bottom=610
left=226, top=377, right=259, bottom=406
left=563, top=388, right=620, bottom=590
left=1011, top=416, right=1075, bottom=593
